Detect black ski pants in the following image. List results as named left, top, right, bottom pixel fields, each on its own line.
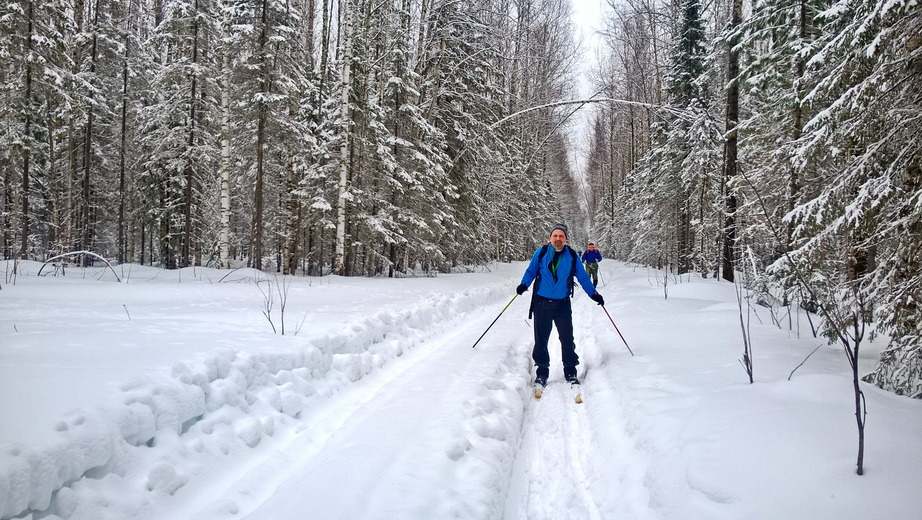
left=532, top=296, right=578, bottom=379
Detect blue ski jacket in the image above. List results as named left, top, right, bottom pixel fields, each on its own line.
left=520, top=244, right=597, bottom=300
left=582, top=249, right=602, bottom=264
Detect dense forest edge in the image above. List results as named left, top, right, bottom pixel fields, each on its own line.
left=1, top=0, right=919, bottom=407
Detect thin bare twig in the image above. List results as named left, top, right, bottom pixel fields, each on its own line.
left=789, top=344, right=823, bottom=380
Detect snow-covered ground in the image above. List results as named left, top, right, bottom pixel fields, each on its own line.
left=1, top=259, right=920, bottom=520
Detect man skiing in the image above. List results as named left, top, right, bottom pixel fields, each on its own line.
left=516, top=224, right=604, bottom=395
left=581, top=242, right=602, bottom=286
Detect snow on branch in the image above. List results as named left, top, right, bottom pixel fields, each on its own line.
left=489, top=97, right=698, bottom=129
left=38, top=251, right=122, bottom=282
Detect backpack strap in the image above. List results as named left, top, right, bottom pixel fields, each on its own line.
left=565, top=245, right=577, bottom=297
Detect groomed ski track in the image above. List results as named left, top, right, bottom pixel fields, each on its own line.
left=166, top=276, right=646, bottom=520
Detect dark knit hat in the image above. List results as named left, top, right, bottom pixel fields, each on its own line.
left=551, top=223, right=569, bottom=238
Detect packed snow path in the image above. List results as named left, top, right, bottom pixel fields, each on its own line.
left=179, top=286, right=633, bottom=520
left=187, top=300, right=533, bottom=519
left=2, top=261, right=921, bottom=520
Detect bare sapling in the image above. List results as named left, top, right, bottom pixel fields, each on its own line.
left=799, top=287, right=820, bottom=338
left=737, top=165, right=871, bottom=475
left=256, top=277, right=277, bottom=334
left=735, top=248, right=757, bottom=383
left=789, top=344, right=823, bottom=380
left=256, top=274, right=294, bottom=335
left=662, top=269, right=669, bottom=300
left=4, top=258, right=18, bottom=286
left=294, top=311, right=309, bottom=336
left=275, top=275, right=292, bottom=335
left=735, top=282, right=754, bottom=383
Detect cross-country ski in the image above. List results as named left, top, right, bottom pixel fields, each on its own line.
left=534, top=382, right=545, bottom=399
left=532, top=381, right=582, bottom=403
left=573, top=383, right=583, bottom=404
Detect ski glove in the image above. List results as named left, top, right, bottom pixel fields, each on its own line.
left=590, top=292, right=605, bottom=306
left=516, top=283, right=528, bottom=295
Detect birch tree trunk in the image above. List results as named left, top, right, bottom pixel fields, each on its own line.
left=218, top=14, right=232, bottom=269
left=334, top=0, right=353, bottom=275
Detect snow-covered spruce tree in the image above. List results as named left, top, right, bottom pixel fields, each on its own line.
left=729, top=0, right=828, bottom=323
left=297, top=86, right=340, bottom=276
left=766, top=0, right=922, bottom=473
left=336, top=0, right=454, bottom=276
left=415, top=0, right=512, bottom=265
left=593, top=0, right=672, bottom=265
left=275, top=2, right=323, bottom=276
left=137, top=0, right=220, bottom=269
left=228, top=0, right=308, bottom=271
left=0, top=0, right=134, bottom=262
left=286, top=0, right=343, bottom=275
left=735, top=0, right=827, bottom=269
left=630, top=0, right=720, bottom=276
left=113, top=0, right=146, bottom=264
left=628, top=105, right=723, bottom=276
left=0, top=0, right=38, bottom=260
left=797, top=0, right=922, bottom=400
left=61, top=0, right=124, bottom=260
left=381, top=0, right=455, bottom=275
left=0, top=0, right=75, bottom=260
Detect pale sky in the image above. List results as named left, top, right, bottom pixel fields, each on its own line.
left=569, top=0, right=606, bottom=175
left=572, top=0, right=605, bottom=100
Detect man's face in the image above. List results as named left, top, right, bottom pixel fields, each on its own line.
left=550, top=230, right=567, bottom=251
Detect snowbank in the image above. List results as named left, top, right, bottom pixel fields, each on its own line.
left=0, top=262, right=513, bottom=519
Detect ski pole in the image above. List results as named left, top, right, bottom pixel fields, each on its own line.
left=471, top=294, right=518, bottom=348
left=601, top=305, right=634, bottom=356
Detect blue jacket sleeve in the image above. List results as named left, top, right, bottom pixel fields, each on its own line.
left=520, top=247, right=542, bottom=288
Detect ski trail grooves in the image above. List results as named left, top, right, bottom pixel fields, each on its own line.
left=503, top=295, right=612, bottom=520
left=179, top=293, right=533, bottom=520
left=566, top=393, right=605, bottom=520
left=505, top=378, right=605, bottom=520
